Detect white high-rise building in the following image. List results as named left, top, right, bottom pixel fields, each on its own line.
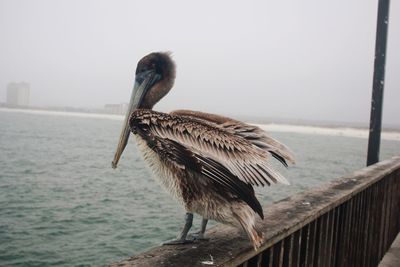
left=6, top=82, right=30, bottom=107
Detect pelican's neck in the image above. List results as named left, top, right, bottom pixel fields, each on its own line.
left=141, top=80, right=173, bottom=110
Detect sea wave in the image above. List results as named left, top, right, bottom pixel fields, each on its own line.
left=256, top=123, right=400, bottom=141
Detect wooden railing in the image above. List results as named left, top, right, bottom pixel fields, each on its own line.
left=110, top=156, right=400, bottom=267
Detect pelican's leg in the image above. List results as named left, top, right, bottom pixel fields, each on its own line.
left=163, top=213, right=194, bottom=245
left=188, top=218, right=209, bottom=241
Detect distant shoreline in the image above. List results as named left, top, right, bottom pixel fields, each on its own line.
left=1, top=107, right=399, bottom=141
left=0, top=107, right=124, bottom=120
left=255, top=123, right=400, bottom=142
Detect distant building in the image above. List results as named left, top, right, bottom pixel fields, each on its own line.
left=6, top=82, right=30, bottom=107
left=104, top=103, right=128, bottom=115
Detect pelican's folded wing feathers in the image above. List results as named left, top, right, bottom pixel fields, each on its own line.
left=130, top=109, right=292, bottom=187
left=171, top=109, right=295, bottom=166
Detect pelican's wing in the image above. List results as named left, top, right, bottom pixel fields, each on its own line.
left=171, top=109, right=295, bottom=166
left=135, top=131, right=263, bottom=219
left=130, top=109, right=290, bottom=187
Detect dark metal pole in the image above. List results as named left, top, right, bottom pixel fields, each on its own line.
left=367, top=0, right=390, bottom=166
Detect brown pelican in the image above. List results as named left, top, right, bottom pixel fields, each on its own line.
left=112, top=52, right=295, bottom=249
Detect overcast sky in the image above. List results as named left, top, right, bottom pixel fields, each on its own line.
left=0, top=0, right=399, bottom=126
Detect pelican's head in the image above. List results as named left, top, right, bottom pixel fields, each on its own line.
left=112, top=52, right=176, bottom=169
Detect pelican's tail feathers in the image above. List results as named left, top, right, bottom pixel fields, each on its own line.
left=232, top=206, right=264, bottom=250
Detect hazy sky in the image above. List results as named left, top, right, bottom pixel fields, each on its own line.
left=0, top=0, right=399, bottom=125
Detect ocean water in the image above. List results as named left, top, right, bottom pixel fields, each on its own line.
left=0, top=109, right=399, bottom=266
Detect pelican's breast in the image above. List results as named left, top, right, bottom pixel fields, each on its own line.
left=134, top=135, right=186, bottom=206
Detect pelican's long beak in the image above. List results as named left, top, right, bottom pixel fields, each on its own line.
left=111, top=70, right=159, bottom=169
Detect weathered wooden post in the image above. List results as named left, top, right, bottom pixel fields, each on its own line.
left=367, top=0, right=390, bottom=166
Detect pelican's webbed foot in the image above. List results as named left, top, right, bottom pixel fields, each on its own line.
left=162, top=213, right=194, bottom=246
left=187, top=232, right=209, bottom=241
left=188, top=218, right=209, bottom=241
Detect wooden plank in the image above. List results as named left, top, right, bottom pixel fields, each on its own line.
left=335, top=202, right=348, bottom=267
left=261, top=248, right=272, bottom=267
left=344, top=198, right=353, bottom=266
left=372, top=183, right=382, bottom=266
left=379, top=178, right=389, bottom=260
left=268, top=247, right=274, bottom=267
left=385, top=174, right=393, bottom=251
left=291, top=230, right=301, bottom=267
left=246, top=253, right=261, bottom=267
left=330, top=206, right=341, bottom=267
left=282, top=235, right=292, bottom=267
left=313, top=216, right=323, bottom=267
left=319, top=212, right=329, bottom=267
left=352, top=191, right=363, bottom=265
left=299, top=225, right=309, bottom=266
left=325, top=209, right=334, bottom=267
left=306, top=221, right=316, bottom=266
left=354, top=191, right=364, bottom=266
left=109, top=157, right=400, bottom=267
left=272, top=241, right=283, bottom=267
left=388, top=172, right=399, bottom=248
left=362, top=187, right=372, bottom=267
left=394, top=170, right=400, bottom=241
